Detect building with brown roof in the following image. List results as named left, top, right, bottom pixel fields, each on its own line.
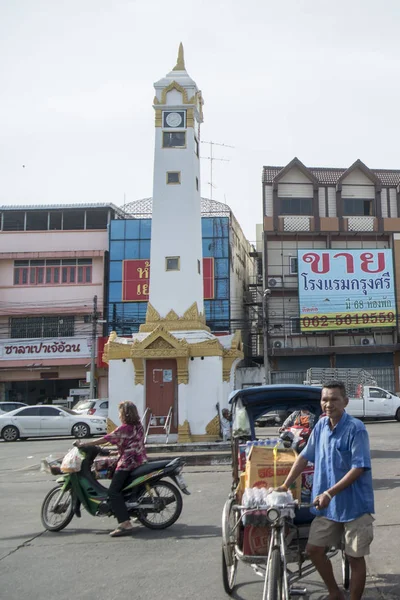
left=261, top=157, right=400, bottom=391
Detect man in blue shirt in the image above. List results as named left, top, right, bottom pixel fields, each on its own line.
left=277, top=381, right=374, bottom=600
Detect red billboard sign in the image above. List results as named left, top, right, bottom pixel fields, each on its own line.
left=122, top=260, right=150, bottom=301
left=122, top=258, right=214, bottom=301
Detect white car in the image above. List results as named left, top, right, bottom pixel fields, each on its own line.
left=73, top=399, right=109, bottom=418
left=0, top=402, right=28, bottom=415
left=0, top=405, right=107, bottom=442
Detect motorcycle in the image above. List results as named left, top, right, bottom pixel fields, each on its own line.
left=279, top=424, right=312, bottom=453
left=41, top=446, right=190, bottom=532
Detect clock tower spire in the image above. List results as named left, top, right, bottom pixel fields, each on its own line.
left=172, top=42, right=185, bottom=71
left=148, top=46, right=205, bottom=320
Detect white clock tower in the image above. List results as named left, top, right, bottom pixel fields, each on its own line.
left=149, top=43, right=204, bottom=317
left=105, top=46, right=243, bottom=444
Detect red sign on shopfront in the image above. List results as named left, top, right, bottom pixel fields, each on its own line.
left=122, top=258, right=214, bottom=301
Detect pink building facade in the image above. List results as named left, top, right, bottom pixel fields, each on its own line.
left=0, top=204, right=123, bottom=405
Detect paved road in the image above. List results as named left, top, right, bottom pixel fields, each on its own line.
left=0, top=422, right=399, bottom=599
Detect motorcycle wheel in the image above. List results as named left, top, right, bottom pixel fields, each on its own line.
left=136, top=481, right=183, bottom=530
left=41, top=486, right=74, bottom=532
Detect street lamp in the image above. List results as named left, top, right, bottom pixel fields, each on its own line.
left=263, top=288, right=271, bottom=385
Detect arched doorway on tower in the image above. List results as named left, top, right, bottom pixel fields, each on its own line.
left=145, top=359, right=178, bottom=434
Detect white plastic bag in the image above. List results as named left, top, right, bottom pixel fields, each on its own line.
left=60, top=447, right=83, bottom=473
left=266, top=489, right=295, bottom=519
left=232, top=398, right=251, bottom=437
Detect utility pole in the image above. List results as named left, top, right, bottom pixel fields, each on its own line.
left=263, top=289, right=271, bottom=385
left=201, top=140, right=233, bottom=200
left=89, top=295, right=98, bottom=399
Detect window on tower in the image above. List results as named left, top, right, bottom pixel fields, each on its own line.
left=167, top=171, right=181, bottom=184
left=166, top=257, right=180, bottom=271
left=194, top=137, right=199, bottom=157
left=163, top=132, right=186, bottom=148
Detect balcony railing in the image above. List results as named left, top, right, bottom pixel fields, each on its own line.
left=346, top=216, right=375, bottom=232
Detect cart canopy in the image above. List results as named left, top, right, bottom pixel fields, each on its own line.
left=229, top=384, right=323, bottom=435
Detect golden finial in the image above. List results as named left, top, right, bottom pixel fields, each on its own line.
left=172, top=42, right=185, bottom=71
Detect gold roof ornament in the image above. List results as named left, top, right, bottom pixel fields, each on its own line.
left=172, top=42, right=186, bottom=71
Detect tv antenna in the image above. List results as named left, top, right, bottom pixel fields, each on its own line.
left=201, top=140, right=234, bottom=200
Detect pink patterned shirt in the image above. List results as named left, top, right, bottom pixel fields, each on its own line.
left=104, top=422, right=147, bottom=471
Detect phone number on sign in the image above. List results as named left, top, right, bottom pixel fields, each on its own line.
left=301, top=312, right=396, bottom=329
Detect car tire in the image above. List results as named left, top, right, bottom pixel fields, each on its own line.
left=1, top=425, right=20, bottom=442
left=72, top=423, right=90, bottom=438
left=395, top=408, right=400, bottom=422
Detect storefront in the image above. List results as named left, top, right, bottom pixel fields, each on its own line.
left=0, top=337, right=96, bottom=405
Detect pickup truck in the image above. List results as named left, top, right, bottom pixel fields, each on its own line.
left=346, top=385, right=400, bottom=421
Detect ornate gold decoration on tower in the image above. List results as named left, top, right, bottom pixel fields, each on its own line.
left=172, top=42, right=185, bottom=71
left=139, top=302, right=210, bottom=332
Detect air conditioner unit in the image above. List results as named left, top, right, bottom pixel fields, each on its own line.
left=273, top=340, right=284, bottom=349
left=360, top=337, right=375, bottom=346
left=267, top=276, right=283, bottom=288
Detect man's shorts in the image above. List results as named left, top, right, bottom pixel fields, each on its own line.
left=307, top=513, right=374, bottom=558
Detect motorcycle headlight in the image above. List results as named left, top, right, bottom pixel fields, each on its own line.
left=267, top=508, right=281, bottom=522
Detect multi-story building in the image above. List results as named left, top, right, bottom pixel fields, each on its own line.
left=0, top=203, right=124, bottom=404
left=106, top=197, right=258, bottom=360
left=261, top=157, right=400, bottom=390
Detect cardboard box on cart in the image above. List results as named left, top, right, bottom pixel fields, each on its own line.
left=244, top=445, right=299, bottom=499
left=242, top=446, right=300, bottom=556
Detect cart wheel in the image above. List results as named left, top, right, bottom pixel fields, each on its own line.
left=222, top=497, right=239, bottom=594
left=341, top=551, right=350, bottom=591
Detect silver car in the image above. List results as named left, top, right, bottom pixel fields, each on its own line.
left=0, top=402, right=28, bottom=415
left=0, top=405, right=106, bottom=442
left=73, top=399, right=109, bottom=418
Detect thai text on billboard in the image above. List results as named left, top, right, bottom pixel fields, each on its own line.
left=122, top=258, right=215, bottom=301
left=297, top=249, right=396, bottom=331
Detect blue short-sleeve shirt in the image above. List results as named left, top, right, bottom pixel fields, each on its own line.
left=301, top=411, right=374, bottom=522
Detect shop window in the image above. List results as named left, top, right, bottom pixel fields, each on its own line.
left=26, top=211, right=48, bottom=231
left=289, top=256, right=298, bottom=274
left=13, top=259, right=92, bottom=286
left=10, top=316, right=75, bottom=339
left=343, top=198, right=373, bottom=216
left=86, top=209, right=108, bottom=229
left=279, top=198, right=313, bottom=216
left=110, top=220, right=126, bottom=240
left=62, top=210, right=85, bottom=230
left=290, top=317, right=301, bottom=334
left=49, top=211, right=62, bottom=230
left=139, top=240, right=150, bottom=259
left=3, top=211, right=25, bottom=231
left=140, top=219, right=152, bottom=239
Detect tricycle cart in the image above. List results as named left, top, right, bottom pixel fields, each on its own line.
left=222, top=384, right=350, bottom=599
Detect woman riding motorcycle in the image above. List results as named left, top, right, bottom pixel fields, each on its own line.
left=75, top=400, right=147, bottom=537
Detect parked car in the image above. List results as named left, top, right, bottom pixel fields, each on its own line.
left=0, top=402, right=28, bottom=415
left=73, top=399, right=109, bottom=418
left=255, top=409, right=292, bottom=427
left=0, top=405, right=106, bottom=442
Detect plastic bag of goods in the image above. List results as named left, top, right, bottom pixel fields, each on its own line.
left=232, top=398, right=251, bottom=437
left=60, top=447, right=83, bottom=473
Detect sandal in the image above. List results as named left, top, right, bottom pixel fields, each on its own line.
left=109, top=526, right=134, bottom=538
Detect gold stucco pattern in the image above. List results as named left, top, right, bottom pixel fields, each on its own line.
left=139, top=302, right=210, bottom=332
left=205, top=414, right=221, bottom=436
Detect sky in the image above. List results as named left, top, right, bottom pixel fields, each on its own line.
left=1, top=0, right=400, bottom=243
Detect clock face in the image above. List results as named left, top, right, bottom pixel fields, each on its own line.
left=165, top=112, right=183, bottom=128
